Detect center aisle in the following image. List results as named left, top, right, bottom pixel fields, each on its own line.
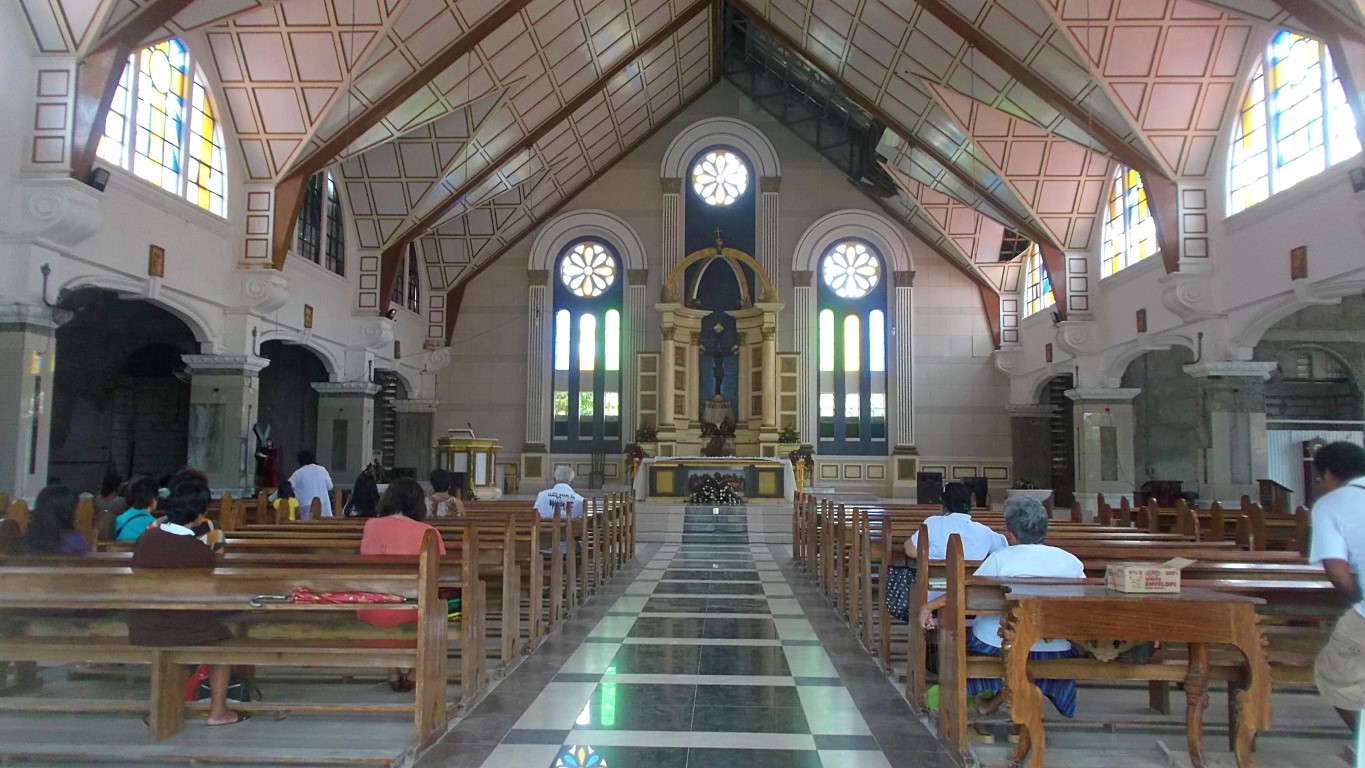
left=419, top=504, right=954, bottom=768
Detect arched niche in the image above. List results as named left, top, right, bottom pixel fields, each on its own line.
left=791, top=210, right=914, bottom=277
left=660, top=118, right=780, bottom=179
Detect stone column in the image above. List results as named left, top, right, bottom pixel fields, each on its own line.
left=1065, top=387, right=1141, bottom=516
left=761, top=328, right=777, bottom=430
left=313, top=382, right=381, bottom=481
left=0, top=306, right=64, bottom=499
left=1008, top=403, right=1057, bottom=494
left=182, top=354, right=270, bottom=494
left=891, top=275, right=915, bottom=449
left=1185, top=362, right=1277, bottom=503
left=393, top=398, right=438, bottom=481
left=662, top=178, right=683, bottom=276
left=625, top=272, right=648, bottom=444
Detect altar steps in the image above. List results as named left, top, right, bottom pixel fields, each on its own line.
left=634, top=501, right=792, bottom=544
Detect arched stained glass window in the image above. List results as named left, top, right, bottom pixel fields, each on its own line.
left=296, top=170, right=346, bottom=276
left=817, top=239, right=888, bottom=455
left=393, top=243, right=421, bottom=313
left=1102, top=168, right=1157, bottom=277
left=96, top=38, right=227, bottom=216
left=1023, top=245, right=1055, bottom=317
left=552, top=240, right=622, bottom=451
left=1229, top=31, right=1361, bottom=215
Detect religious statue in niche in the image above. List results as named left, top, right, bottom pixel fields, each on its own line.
left=253, top=422, right=278, bottom=492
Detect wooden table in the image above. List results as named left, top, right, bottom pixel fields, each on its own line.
left=1000, top=585, right=1271, bottom=768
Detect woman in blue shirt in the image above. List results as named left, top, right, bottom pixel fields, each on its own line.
left=112, top=476, right=158, bottom=541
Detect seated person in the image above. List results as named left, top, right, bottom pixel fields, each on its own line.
left=425, top=469, right=457, bottom=518
left=18, top=485, right=89, bottom=554
left=890, top=482, right=1007, bottom=621
left=919, top=496, right=1085, bottom=719
left=128, top=479, right=245, bottom=727
left=112, top=476, right=158, bottom=541
left=272, top=480, right=300, bottom=521
left=358, top=478, right=447, bottom=692
left=534, top=466, right=585, bottom=520
left=92, top=472, right=127, bottom=541
left=344, top=473, right=380, bottom=518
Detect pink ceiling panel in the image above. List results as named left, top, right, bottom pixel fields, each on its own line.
left=1156, top=26, right=1215, bottom=76
left=290, top=32, right=344, bottom=82
left=1037, top=179, right=1079, bottom=213
left=1142, top=81, right=1199, bottom=130
left=255, top=88, right=307, bottom=132
left=239, top=32, right=294, bottom=82
left=1103, top=26, right=1159, bottom=76
left=1004, top=140, right=1046, bottom=175
left=1044, top=141, right=1086, bottom=175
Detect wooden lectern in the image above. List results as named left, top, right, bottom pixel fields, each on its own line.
left=436, top=432, right=502, bottom=500
left=1257, top=478, right=1293, bottom=516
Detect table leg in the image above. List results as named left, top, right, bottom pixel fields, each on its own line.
left=1230, top=610, right=1272, bottom=768
left=1003, top=603, right=1045, bottom=768
left=1184, top=642, right=1209, bottom=768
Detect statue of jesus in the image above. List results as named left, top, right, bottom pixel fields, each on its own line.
left=704, top=323, right=738, bottom=399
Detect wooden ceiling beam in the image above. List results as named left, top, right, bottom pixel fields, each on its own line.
left=270, top=0, right=535, bottom=271
left=443, top=74, right=721, bottom=341
left=728, top=0, right=1057, bottom=250
left=376, top=0, right=712, bottom=314
left=1273, top=0, right=1365, bottom=44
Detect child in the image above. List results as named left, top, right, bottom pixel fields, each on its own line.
left=273, top=481, right=299, bottom=522
left=113, top=476, right=158, bottom=541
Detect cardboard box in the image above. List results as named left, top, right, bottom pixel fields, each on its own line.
left=1104, top=558, right=1195, bottom=593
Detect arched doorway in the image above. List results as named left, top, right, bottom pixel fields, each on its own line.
left=49, top=290, right=198, bottom=491
left=258, top=341, right=329, bottom=481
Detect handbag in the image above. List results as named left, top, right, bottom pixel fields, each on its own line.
left=884, top=565, right=914, bottom=622
left=183, top=664, right=261, bottom=703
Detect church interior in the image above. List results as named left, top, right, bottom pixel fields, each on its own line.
left=1, top=0, right=1364, bottom=765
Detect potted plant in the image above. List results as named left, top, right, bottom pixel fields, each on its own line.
left=777, top=425, right=801, bottom=454
left=1006, top=479, right=1053, bottom=505
left=633, top=424, right=658, bottom=455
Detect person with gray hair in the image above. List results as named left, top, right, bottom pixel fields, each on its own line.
left=918, top=495, right=1085, bottom=723
left=533, top=465, right=585, bottom=520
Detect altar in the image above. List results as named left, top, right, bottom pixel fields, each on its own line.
left=634, top=456, right=795, bottom=502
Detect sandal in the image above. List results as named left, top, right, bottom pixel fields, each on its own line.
left=389, top=675, right=415, bottom=693
left=206, top=712, right=251, bottom=727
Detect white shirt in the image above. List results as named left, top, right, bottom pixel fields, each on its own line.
left=1309, top=476, right=1365, bottom=617
left=534, top=483, right=585, bottom=520
left=288, top=463, right=334, bottom=519
left=910, top=513, right=1008, bottom=561
left=971, top=544, right=1086, bottom=652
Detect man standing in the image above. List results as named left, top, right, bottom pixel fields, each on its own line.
left=288, top=450, right=334, bottom=519
left=1309, top=441, right=1365, bottom=729
left=534, top=466, right=585, bottom=520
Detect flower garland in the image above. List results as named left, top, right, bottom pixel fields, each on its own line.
left=688, top=472, right=745, bottom=506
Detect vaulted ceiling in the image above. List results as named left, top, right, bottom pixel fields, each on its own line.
left=19, top=0, right=1365, bottom=340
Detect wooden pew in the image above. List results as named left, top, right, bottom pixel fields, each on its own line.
left=0, top=529, right=478, bottom=746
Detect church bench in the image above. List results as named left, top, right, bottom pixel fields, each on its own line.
left=0, top=529, right=470, bottom=747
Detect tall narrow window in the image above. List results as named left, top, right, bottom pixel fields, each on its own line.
left=295, top=170, right=346, bottom=276
left=1101, top=167, right=1157, bottom=277
left=1229, top=31, right=1361, bottom=214
left=817, top=240, right=888, bottom=455
left=551, top=240, right=623, bottom=451
left=1023, top=245, right=1055, bottom=317
left=393, top=244, right=420, bottom=312
left=95, top=38, right=227, bottom=216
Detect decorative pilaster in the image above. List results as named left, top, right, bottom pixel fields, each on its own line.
left=393, top=399, right=438, bottom=480
left=758, top=177, right=780, bottom=314
left=892, top=282, right=915, bottom=449
left=761, top=328, right=778, bottom=429
left=1065, top=387, right=1141, bottom=514
left=0, top=306, right=68, bottom=499
left=793, top=280, right=815, bottom=445
left=1008, top=403, right=1057, bottom=495
left=659, top=327, right=677, bottom=429
left=662, top=178, right=683, bottom=276
left=626, top=273, right=648, bottom=443
left=525, top=282, right=549, bottom=448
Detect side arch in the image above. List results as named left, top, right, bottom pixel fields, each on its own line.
left=256, top=328, right=343, bottom=380
left=664, top=246, right=776, bottom=303
left=660, top=118, right=780, bottom=179
left=792, top=210, right=913, bottom=277
left=60, top=273, right=221, bottom=351
left=528, top=209, right=648, bottom=273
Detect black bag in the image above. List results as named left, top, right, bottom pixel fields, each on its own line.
left=187, top=665, right=262, bottom=703
left=885, top=565, right=914, bottom=622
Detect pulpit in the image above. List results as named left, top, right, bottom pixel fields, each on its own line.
left=436, top=432, right=502, bottom=500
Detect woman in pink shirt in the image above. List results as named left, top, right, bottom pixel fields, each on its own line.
left=358, top=478, right=446, bottom=692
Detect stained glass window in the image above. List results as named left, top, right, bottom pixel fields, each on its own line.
left=691, top=149, right=749, bottom=206
left=1024, top=245, right=1055, bottom=317
left=296, top=170, right=346, bottom=276
left=1229, top=31, right=1361, bottom=215
left=817, top=239, right=888, bottom=455
left=552, top=240, right=622, bottom=451
left=393, top=243, right=421, bottom=312
left=95, top=38, right=227, bottom=216
left=1101, top=167, right=1157, bottom=277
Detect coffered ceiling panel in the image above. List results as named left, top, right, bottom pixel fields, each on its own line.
left=1046, top=0, right=1259, bottom=179
left=416, top=13, right=712, bottom=290
left=929, top=82, right=1113, bottom=251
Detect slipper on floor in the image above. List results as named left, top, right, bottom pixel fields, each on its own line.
left=206, top=712, right=251, bottom=727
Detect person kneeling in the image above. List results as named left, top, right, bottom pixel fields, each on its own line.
left=919, top=496, right=1086, bottom=722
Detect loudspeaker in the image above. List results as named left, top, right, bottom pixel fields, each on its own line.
left=916, top=472, right=943, bottom=505
left=961, top=477, right=989, bottom=509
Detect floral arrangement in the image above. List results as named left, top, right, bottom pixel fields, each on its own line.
left=788, top=446, right=814, bottom=470
left=688, top=472, right=745, bottom=505
left=699, top=417, right=736, bottom=438
left=777, top=425, right=801, bottom=443
left=634, top=424, right=658, bottom=443
left=1011, top=479, right=1039, bottom=490
left=363, top=457, right=390, bottom=483
left=625, top=443, right=650, bottom=462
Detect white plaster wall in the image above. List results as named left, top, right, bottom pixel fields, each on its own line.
left=435, top=81, right=1011, bottom=475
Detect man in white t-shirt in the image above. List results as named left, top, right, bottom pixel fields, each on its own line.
left=906, top=481, right=1008, bottom=561
left=534, top=466, right=585, bottom=520
left=1308, top=441, right=1365, bottom=729
left=919, top=495, right=1085, bottom=719
left=288, top=450, right=334, bottom=519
